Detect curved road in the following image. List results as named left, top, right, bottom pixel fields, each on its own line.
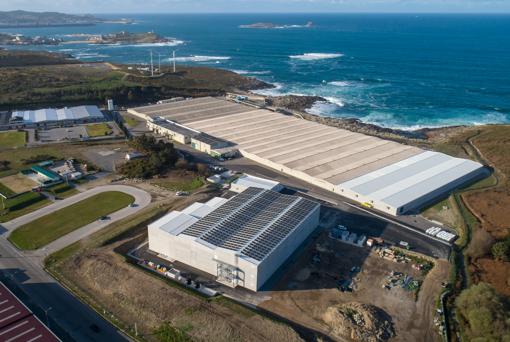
left=0, top=185, right=151, bottom=342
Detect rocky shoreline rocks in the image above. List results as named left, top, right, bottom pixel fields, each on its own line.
left=255, top=93, right=468, bottom=144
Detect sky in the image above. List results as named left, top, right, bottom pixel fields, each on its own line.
left=0, top=0, right=509, bottom=14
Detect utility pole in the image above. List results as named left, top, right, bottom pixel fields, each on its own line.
left=150, top=51, right=154, bottom=77
left=172, top=50, right=176, bottom=73
left=158, top=53, right=161, bottom=73
left=44, top=307, right=52, bottom=328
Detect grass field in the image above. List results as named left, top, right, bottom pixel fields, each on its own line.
left=122, top=115, right=139, bottom=128
left=0, top=174, right=37, bottom=194
left=0, top=131, right=26, bottom=149
left=0, top=181, right=16, bottom=198
left=154, top=177, right=205, bottom=192
left=86, top=123, right=112, bottom=137
left=0, top=192, right=50, bottom=223
left=46, top=183, right=79, bottom=199
left=9, top=191, right=134, bottom=250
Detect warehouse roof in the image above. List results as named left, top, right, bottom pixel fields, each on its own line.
left=181, top=187, right=320, bottom=263
left=12, top=105, right=104, bottom=123
left=192, top=132, right=234, bottom=148
left=130, top=97, right=485, bottom=214
left=232, top=174, right=281, bottom=191
left=31, top=165, right=61, bottom=181
left=0, top=282, right=60, bottom=341
left=340, top=151, right=484, bottom=209
left=153, top=118, right=200, bottom=137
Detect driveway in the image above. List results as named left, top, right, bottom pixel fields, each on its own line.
left=0, top=185, right=151, bottom=341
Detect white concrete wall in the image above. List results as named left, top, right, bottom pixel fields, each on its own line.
left=191, top=139, right=213, bottom=154
left=148, top=204, right=320, bottom=292
left=127, top=109, right=150, bottom=121
left=147, top=122, right=190, bottom=144
left=256, top=204, right=320, bottom=289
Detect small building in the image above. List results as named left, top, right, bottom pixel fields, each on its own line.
left=107, top=99, right=115, bottom=111
left=231, top=174, right=283, bottom=193
left=190, top=133, right=237, bottom=157
left=206, top=174, right=223, bottom=184
left=147, top=118, right=200, bottom=144
left=125, top=152, right=145, bottom=161
left=28, top=165, right=62, bottom=187
left=148, top=187, right=320, bottom=292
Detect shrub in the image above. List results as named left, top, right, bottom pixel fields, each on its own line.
left=455, top=282, right=510, bottom=341
left=491, top=239, right=510, bottom=262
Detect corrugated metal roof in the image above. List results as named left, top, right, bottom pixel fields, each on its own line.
left=340, top=151, right=484, bottom=209
left=233, top=174, right=280, bottom=190
left=12, top=106, right=104, bottom=123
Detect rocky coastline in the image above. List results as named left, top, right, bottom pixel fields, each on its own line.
left=255, top=94, right=468, bottom=144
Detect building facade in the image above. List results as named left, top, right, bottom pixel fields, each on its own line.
left=148, top=188, right=320, bottom=291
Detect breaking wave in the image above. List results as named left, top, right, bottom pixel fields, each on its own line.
left=290, top=53, right=343, bottom=61
left=167, top=55, right=230, bottom=62
left=328, top=81, right=351, bottom=87
left=74, top=52, right=110, bottom=59
left=230, top=69, right=271, bottom=75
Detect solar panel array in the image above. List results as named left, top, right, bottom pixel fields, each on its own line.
left=241, top=198, right=319, bottom=261
left=180, top=187, right=319, bottom=261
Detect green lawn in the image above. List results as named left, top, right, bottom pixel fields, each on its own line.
left=0, top=182, right=16, bottom=198
left=86, top=123, right=112, bottom=137
left=0, top=192, right=50, bottom=223
left=46, top=183, right=79, bottom=199
left=8, top=191, right=134, bottom=250
left=0, top=131, right=26, bottom=149
left=123, top=116, right=139, bottom=128
left=154, top=177, right=205, bottom=192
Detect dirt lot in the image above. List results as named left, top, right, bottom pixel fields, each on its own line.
left=0, top=173, right=37, bottom=193
left=259, top=229, right=449, bottom=342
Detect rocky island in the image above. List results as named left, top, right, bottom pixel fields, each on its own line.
left=86, top=31, right=174, bottom=45
left=0, top=33, right=62, bottom=46
left=0, top=10, right=133, bottom=28
left=239, top=21, right=313, bottom=29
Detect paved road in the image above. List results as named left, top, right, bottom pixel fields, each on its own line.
left=0, top=185, right=151, bottom=341
left=3, top=185, right=151, bottom=231
left=169, top=140, right=452, bottom=258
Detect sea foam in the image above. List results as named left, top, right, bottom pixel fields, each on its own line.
left=290, top=53, right=343, bottom=61
left=167, top=55, right=230, bottom=62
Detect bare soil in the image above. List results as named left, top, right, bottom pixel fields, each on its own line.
left=259, top=231, right=449, bottom=342
left=469, top=258, right=510, bottom=296
left=0, top=173, right=37, bottom=193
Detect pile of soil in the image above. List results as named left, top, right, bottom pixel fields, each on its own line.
left=323, top=302, right=395, bottom=342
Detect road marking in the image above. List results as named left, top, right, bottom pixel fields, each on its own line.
left=342, top=201, right=452, bottom=246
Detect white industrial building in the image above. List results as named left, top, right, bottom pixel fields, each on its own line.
left=231, top=174, right=283, bottom=193
left=11, top=105, right=104, bottom=124
left=148, top=188, right=320, bottom=291
left=131, top=97, right=487, bottom=216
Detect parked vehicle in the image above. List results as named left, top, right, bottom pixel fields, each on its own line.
left=399, top=241, right=410, bottom=250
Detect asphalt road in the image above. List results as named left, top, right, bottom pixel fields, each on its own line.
left=0, top=185, right=151, bottom=342
left=173, top=143, right=452, bottom=259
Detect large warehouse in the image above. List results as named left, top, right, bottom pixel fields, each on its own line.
left=130, top=97, right=486, bottom=216
left=11, top=105, right=104, bottom=124
left=148, top=188, right=320, bottom=291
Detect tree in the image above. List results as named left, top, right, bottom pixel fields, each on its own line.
left=455, top=282, right=510, bottom=341
left=175, top=158, right=189, bottom=170
left=196, top=163, right=209, bottom=176
left=492, top=239, right=510, bottom=262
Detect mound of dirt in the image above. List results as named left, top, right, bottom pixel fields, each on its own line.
left=323, top=302, right=395, bottom=342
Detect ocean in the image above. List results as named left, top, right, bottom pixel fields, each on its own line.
left=2, top=13, right=509, bottom=130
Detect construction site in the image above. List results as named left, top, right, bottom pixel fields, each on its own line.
left=128, top=97, right=486, bottom=216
